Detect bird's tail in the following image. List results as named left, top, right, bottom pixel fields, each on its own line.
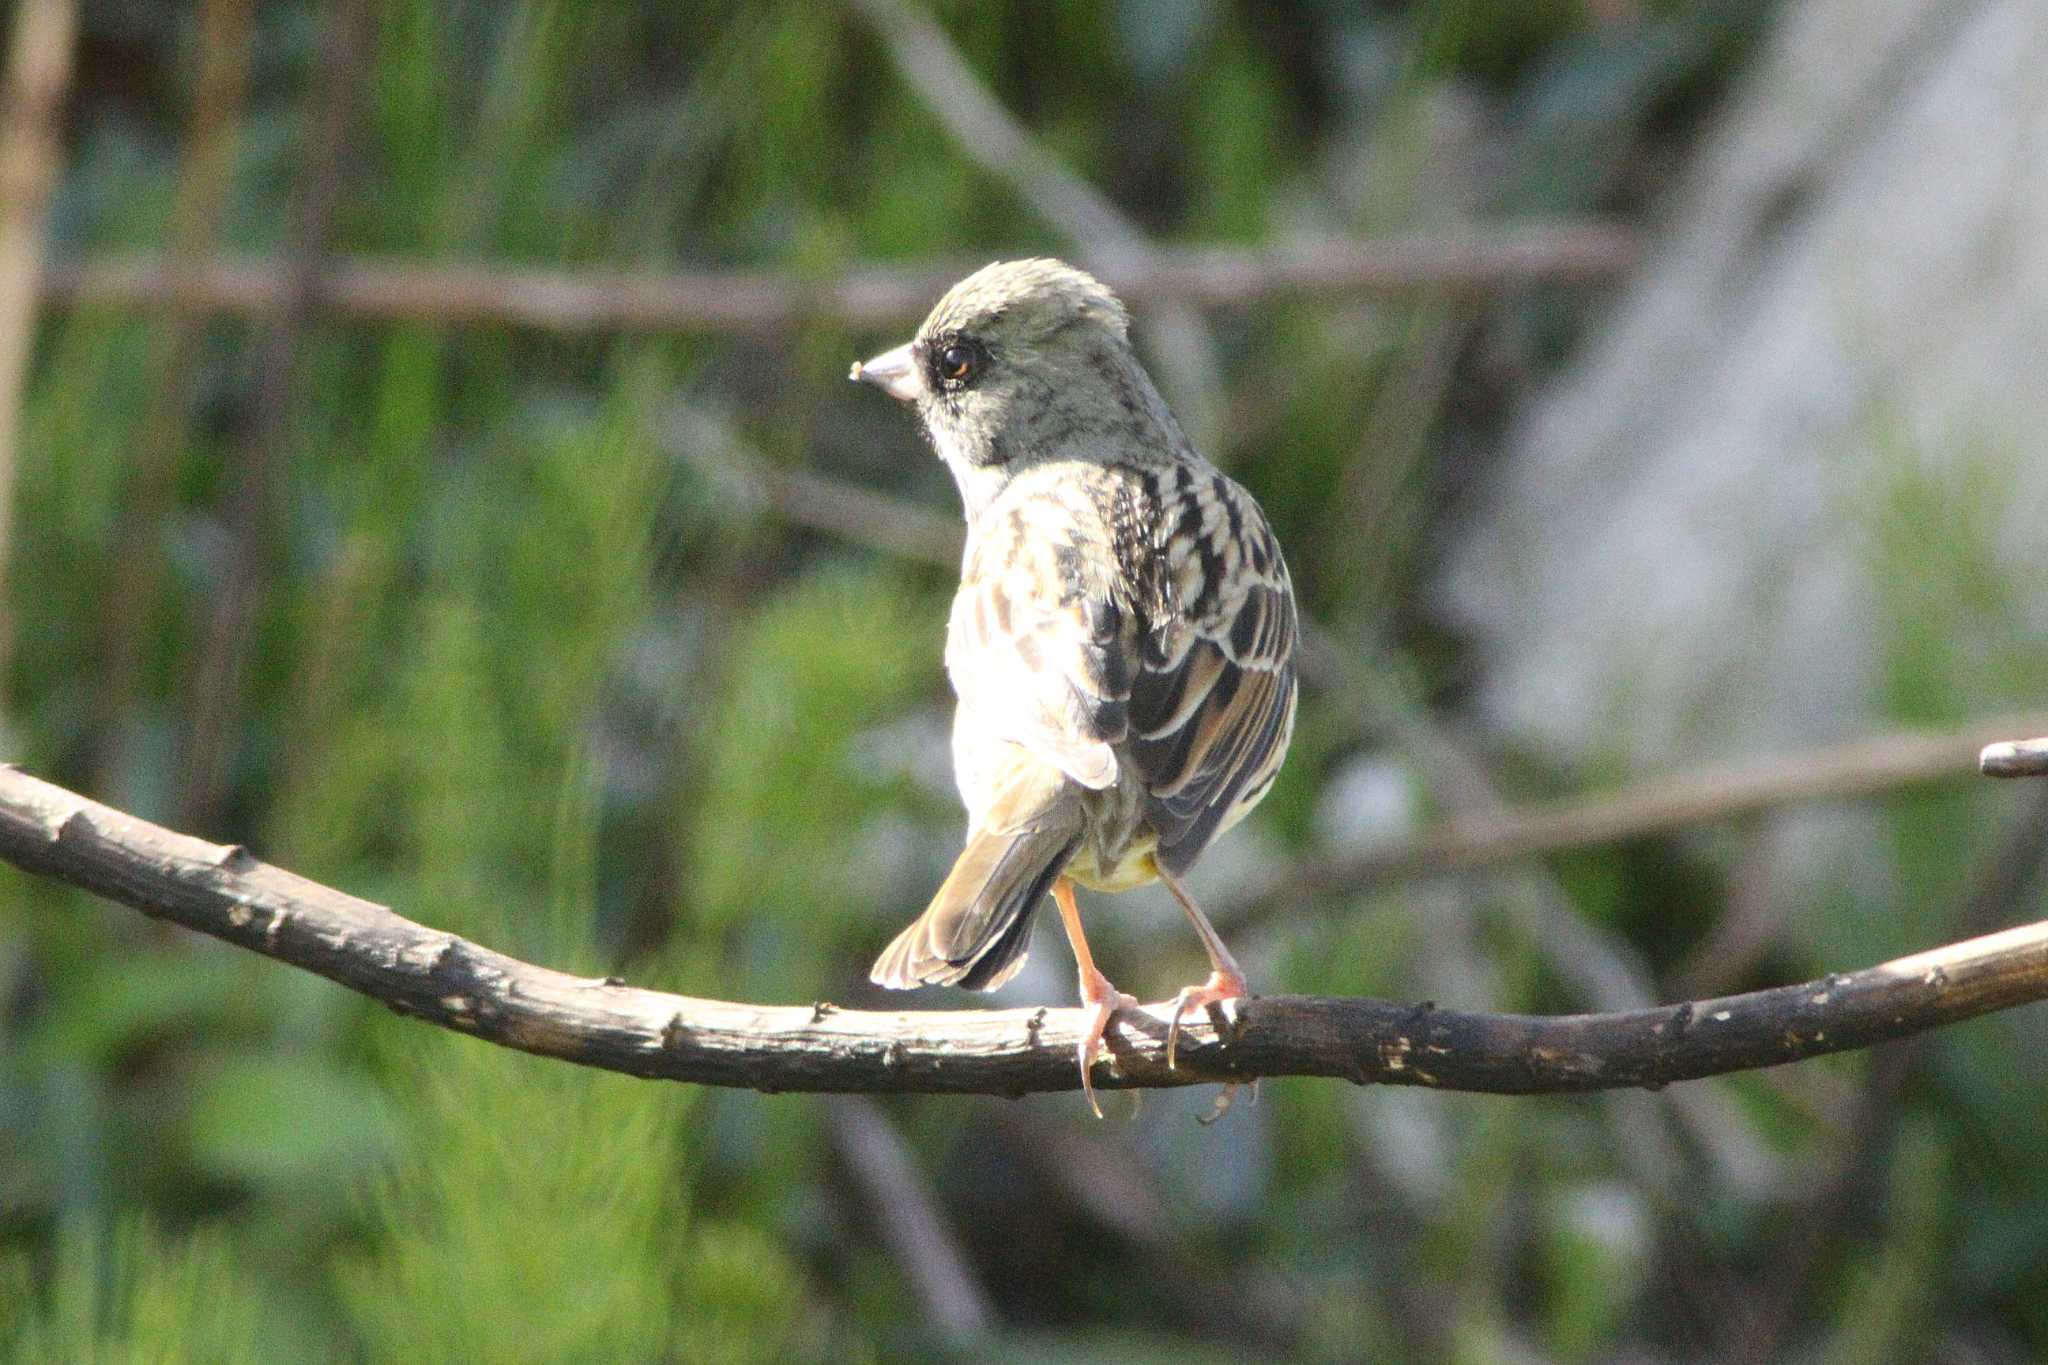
left=871, top=768, right=1083, bottom=992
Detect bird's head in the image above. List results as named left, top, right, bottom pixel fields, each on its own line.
left=852, top=259, right=1184, bottom=516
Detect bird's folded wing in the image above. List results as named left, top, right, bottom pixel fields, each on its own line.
left=1125, top=476, right=1298, bottom=873
left=948, top=466, right=1298, bottom=859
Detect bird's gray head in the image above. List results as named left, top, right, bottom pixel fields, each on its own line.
left=851, top=259, right=1190, bottom=519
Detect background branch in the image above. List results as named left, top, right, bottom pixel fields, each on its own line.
left=1982, top=736, right=2048, bottom=778
left=177, top=0, right=376, bottom=829
left=0, top=0, right=77, bottom=709
left=36, top=227, right=1636, bottom=336
left=90, top=0, right=256, bottom=793
left=823, top=1096, right=996, bottom=1343
left=2, top=766, right=2044, bottom=1099
left=1222, top=708, right=2048, bottom=924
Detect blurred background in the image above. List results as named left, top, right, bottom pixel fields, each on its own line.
left=3, top=0, right=2047, bottom=1359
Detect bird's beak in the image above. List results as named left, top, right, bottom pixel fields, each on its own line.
left=849, top=342, right=922, bottom=402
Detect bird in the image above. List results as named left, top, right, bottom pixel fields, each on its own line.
left=850, top=258, right=1298, bottom=1117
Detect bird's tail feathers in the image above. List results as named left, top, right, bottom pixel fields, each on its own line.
left=871, top=776, right=1082, bottom=992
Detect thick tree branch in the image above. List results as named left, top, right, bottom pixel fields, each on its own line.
left=3, top=768, right=2045, bottom=1098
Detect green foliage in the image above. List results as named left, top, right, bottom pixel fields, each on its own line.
left=184, top=1055, right=400, bottom=1191
left=672, top=1220, right=814, bottom=1365
left=1, top=1218, right=262, bottom=1364
left=1181, top=38, right=1287, bottom=243
left=335, top=1036, right=693, bottom=1363
left=1816, top=1120, right=1950, bottom=1365
left=1538, top=1180, right=1650, bottom=1358
left=682, top=567, right=943, bottom=992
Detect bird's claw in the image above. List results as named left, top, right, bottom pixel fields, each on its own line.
left=1076, top=971, right=1137, bottom=1120
left=1165, top=969, right=1249, bottom=1071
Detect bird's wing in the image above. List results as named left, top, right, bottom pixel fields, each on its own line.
left=1123, top=466, right=1299, bottom=874
left=948, top=464, right=1298, bottom=874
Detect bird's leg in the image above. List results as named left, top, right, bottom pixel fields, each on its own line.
left=1053, top=877, right=1135, bottom=1119
left=1158, top=867, right=1250, bottom=1071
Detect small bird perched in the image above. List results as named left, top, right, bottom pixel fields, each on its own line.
left=851, top=259, right=1298, bottom=1116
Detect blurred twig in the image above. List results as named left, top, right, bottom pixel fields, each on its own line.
left=1325, top=303, right=1477, bottom=627
left=844, top=0, right=1226, bottom=443
left=179, top=0, right=376, bottom=829
left=1294, top=628, right=1659, bottom=1006
left=1668, top=815, right=1785, bottom=1000
left=0, top=0, right=78, bottom=715
left=823, top=1096, right=996, bottom=1344
left=1735, top=783, right=2048, bottom=1363
left=5, top=765, right=2047, bottom=1099
left=844, top=0, right=1142, bottom=254
left=36, top=227, right=1637, bottom=334
left=92, top=0, right=256, bottom=795
left=1223, top=705, right=2048, bottom=924
left=665, top=404, right=961, bottom=569
left=994, top=1108, right=1313, bottom=1349
left=1981, top=736, right=2048, bottom=778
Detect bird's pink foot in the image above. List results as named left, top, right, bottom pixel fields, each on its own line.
left=1166, top=967, right=1249, bottom=1071
left=1076, top=966, right=1138, bottom=1119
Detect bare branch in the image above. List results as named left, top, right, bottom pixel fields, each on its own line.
left=37, top=228, right=1636, bottom=337
left=3, top=767, right=2045, bottom=1099
left=1982, top=736, right=2048, bottom=778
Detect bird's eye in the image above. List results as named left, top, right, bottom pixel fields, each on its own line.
left=938, top=343, right=978, bottom=384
